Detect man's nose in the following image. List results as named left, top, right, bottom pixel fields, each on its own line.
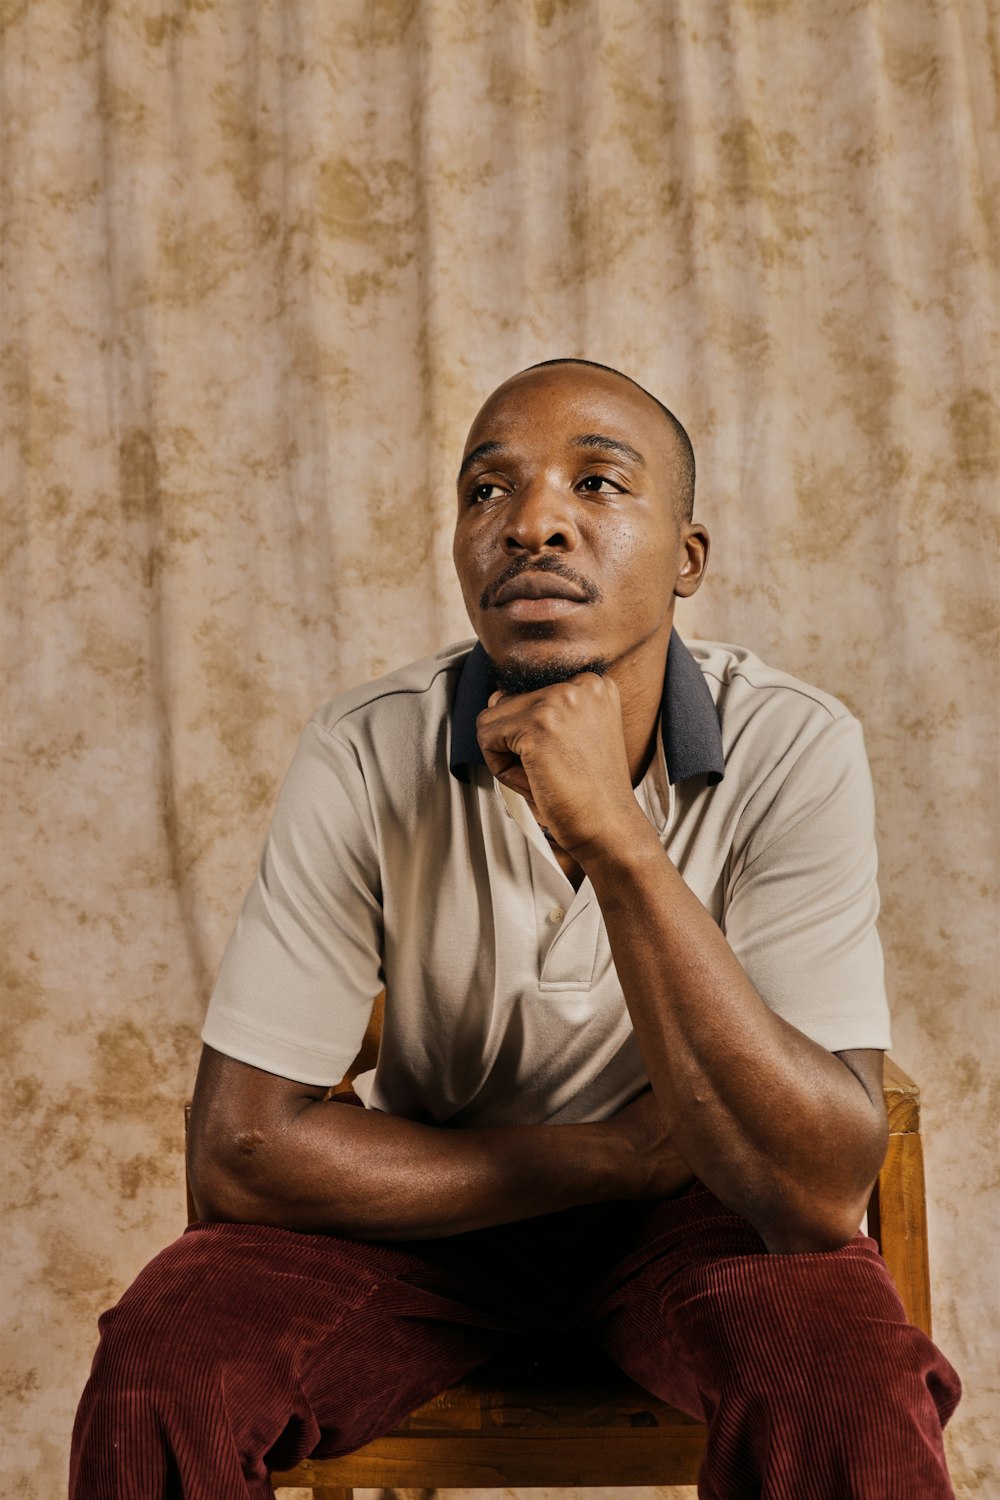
left=502, top=479, right=578, bottom=554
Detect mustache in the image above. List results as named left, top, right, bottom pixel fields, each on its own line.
left=479, top=556, right=602, bottom=611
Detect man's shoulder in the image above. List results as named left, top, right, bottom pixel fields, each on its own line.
left=688, top=639, right=852, bottom=726
left=310, top=640, right=476, bottom=740
left=685, top=638, right=862, bottom=779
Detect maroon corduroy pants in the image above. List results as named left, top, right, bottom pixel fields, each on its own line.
left=70, top=1183, right=960, bottom=1499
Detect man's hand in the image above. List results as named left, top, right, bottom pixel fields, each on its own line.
left=607, top=1087, right=696, bottom=1201
left=475, top=674, right=647, bottom=859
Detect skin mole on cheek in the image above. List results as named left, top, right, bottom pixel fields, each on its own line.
left=235, top=1129, right=265, bottom=1157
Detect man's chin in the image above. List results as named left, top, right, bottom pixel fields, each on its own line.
left=485, top=648, right=610, bottom=697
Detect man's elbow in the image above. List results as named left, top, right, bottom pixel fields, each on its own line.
left=764, top=1104, right=889, bottom=1253
left=187, top=1127, right=283, bottom=1226
left=770, top=1208, right=866, bottom=1255
left=761, top=1175, right=881, bottom=1255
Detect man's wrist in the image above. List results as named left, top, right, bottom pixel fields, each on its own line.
left=576, top=1115, right=648, bottom=1201
left=572, top=806, right=665, bottom=881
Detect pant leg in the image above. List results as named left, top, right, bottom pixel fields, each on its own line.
left=582, top=1184, right=962, bottom=1500
left=69, top=1219, right=526, bottom=1500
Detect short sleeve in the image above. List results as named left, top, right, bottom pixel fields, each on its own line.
left=202, top=719, right=384, bottom=1085
left=721, top=714, right=892, bottom=1053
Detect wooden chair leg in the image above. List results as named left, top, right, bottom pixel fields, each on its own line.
left=310, top=1488, right=353, bottom=1500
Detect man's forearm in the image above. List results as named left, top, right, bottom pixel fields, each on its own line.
left=188, top=1047, right=691, bottom=1239
left=581, top=816, right=887, bottom=1253
left=194, top=1105, right=620, bottom=1238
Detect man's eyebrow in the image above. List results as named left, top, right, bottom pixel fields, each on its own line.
left=572, top=433, right=646, bottom=467
left=457, top=441, right=507, bottom=483
left=457, top=433, right=646, bottom=483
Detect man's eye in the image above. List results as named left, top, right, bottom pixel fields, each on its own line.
left=578, top=475, right=621, bottom=493
left=469, top=482, right=504, bottom=503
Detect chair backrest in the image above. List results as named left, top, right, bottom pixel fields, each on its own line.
left=331, top=989, right=384, bottom=1093
left=869, top=1056, right=932, bottom=1334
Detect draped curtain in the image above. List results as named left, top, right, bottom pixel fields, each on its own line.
left=2, top=1, right=996, bottom=1492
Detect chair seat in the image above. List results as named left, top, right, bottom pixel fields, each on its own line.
left=273, top=1343, right=707, bottom=1488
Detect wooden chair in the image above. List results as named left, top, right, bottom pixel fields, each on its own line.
left=186, top=1004, right=932, bottom=1497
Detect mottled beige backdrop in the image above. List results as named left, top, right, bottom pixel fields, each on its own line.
left=2, top=0, right=997, bottom=1495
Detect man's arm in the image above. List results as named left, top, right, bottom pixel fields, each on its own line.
left=476, top=673, right=888, bottom=1254
left=188, top=1044, right=694, bottom=1239
left=586, top=838, right=886, bottom=1251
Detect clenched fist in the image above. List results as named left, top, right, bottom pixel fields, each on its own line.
left=475, top=672, right=649, bottom=863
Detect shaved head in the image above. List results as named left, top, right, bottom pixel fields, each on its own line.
left=521, top=358, right=696, bottom=520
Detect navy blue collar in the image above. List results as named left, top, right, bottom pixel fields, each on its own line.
left=449, top=629, right=725, bottom=786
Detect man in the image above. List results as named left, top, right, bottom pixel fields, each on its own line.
left=71, top=360, right=960, bottom=1498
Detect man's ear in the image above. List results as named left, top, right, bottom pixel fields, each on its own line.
left=673, top=523, right=710, bottom=599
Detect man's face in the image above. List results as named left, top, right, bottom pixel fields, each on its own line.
left=453, top=364, right=702, bottom=692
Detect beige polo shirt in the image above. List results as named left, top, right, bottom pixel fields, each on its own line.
left=202, top=633, right=891, bottom=1125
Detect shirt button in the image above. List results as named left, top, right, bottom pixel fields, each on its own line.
left=549, top=907, right=566, bottom=924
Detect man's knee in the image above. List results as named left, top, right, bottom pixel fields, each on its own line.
left=688, top=1238, right=897, bottom=1352
left=675, top=1236, right=960, bottom=1422
left=86, top=1232, right=257, bottom=1398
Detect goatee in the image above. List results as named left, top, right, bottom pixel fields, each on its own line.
left=486, top=651, right=610, bottom=697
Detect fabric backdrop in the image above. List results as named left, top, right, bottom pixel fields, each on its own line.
left=2, top=1, right=997, bottom=1495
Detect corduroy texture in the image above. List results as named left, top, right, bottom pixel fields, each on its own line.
left=70, top=1186, right=960, bottom=1499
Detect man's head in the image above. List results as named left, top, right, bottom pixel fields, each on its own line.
left=452, top=360, right=709, bottom=696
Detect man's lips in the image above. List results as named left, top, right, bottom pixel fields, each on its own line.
left=490, top=574, right=591, bottom=607
left=496, top=595, right=586, bottom=621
